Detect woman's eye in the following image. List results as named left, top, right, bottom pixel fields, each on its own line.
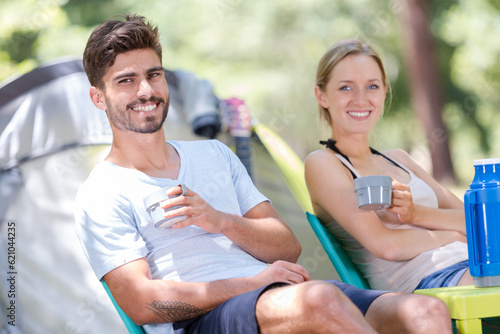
left=340, top=86, right=351, bottom=91
left=369, top=84, right=379, bottom=89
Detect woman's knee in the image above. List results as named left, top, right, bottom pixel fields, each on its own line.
left=399, top=294, right=451, bottom=332
left=405, top=294, right=449, bottom=318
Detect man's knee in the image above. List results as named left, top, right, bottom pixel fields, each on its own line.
left=292, top=281, right=362, bottom=324
left=257, top=281, right=375, bottom=333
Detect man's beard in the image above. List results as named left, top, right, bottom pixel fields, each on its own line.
left=106, top=95, right=170, bottom=134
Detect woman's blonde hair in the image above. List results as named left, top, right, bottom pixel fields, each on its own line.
left=315, top=39, right=391, bottom=126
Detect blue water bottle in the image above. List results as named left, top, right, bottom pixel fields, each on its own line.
left=464, top=158, right=500, bottom=287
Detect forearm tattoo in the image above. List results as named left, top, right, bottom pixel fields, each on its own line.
left=146, top=300, right=206, bottom=322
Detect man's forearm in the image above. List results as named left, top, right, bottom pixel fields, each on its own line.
left=220, top=213, right=302, bottom=264
left=145, top=299, right=205, bottom=323
left=116, top=276, right=256, bottom=325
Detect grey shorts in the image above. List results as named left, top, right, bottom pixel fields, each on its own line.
left=173, top=280, right=387, bottom=334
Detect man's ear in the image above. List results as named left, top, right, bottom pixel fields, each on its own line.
left=89, top=86, right=107, bottom=111
left=314, top=85, right=329, bottom=109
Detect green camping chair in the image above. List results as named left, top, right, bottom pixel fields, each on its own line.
left=102, top=281, right=146, bottom=334
left=306, top=212, right=370, bottom=289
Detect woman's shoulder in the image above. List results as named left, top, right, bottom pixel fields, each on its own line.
left=305, top=149, right=354, bottom=186
left=305, top=149, right=328, bottom=162
left=305, top=149, right=345, bottom=170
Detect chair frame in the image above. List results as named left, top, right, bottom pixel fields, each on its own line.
left=102, top=281, right=146, bottom=334
left=306, top=212, right=370, bottom=289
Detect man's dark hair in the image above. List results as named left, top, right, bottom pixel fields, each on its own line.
left=83, top=14, right=162, bottom=89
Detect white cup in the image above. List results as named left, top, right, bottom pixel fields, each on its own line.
left=144, top=184, right=188, bottom=228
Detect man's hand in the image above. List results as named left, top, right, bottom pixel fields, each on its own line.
left=160, top=185, right=225, bottom=233
left=253, top=260, right=310, bottom=286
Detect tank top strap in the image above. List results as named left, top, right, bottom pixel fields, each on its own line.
left=368, top=147, right=409, bottom=174
left=319, top=139, right=409, bottom=179
left=320, top=139, right=359, bottom=179
left=333, top=153, right=361, bottom=179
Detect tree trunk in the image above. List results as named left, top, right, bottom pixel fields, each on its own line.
left=399, top=0, right=456, bottom=184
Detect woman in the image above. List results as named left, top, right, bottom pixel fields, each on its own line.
left=304, top=39, right=471, bottom=293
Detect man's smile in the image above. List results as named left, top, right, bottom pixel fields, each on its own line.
left=131, top=102, right=158, bottom=112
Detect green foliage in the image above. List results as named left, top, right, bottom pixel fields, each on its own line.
left=1, top=0, right=499, bottom=186
left=62, top=0, right=131, bottom=27
left=1, top=30, right=39, bottom=63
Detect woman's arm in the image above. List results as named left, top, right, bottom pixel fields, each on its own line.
left=385, top=149, right=467, bottom=235
left=305, top=150, right=465, bottom=262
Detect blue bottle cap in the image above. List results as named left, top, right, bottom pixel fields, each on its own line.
left=474, top=158, right=500, bottom=166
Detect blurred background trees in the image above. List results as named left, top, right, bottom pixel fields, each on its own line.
left=1, top=0, right=500, bottom=188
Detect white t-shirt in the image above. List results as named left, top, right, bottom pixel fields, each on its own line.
left=74, top=140, right=269, bottom=334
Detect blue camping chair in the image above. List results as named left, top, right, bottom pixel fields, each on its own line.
left=102, top=281, right=146, bottom=334
left=306, top=212, right=370, bottom=289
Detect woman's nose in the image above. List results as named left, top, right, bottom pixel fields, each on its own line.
left=353, top=89, right=367, bottom=105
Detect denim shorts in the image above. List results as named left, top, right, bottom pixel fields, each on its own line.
left=414, top=260, right=469, bottom=291
left=173, top=280, right=387, bottom=334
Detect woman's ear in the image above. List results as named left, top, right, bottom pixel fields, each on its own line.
left=89, top=86, right=107, bottom=111
left=314, top=85, right=329, bottom=109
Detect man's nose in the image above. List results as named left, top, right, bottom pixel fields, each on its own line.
left=137, top=79, right=154, bottom=99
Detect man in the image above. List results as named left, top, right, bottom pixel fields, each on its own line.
left=75, top=14, right=452, bottom=334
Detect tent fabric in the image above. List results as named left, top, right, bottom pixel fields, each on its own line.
left=0, top=145, right=124, bottom=333
left=0, top=58, right=84, bottom=110
left=0, top=60, right=112, bottom=173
